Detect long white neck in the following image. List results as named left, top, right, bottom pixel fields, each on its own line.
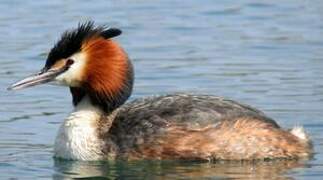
left=54, top=96, right=107, bottom=161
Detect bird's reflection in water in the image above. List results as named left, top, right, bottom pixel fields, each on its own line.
left=53, top=159, right=309, bottom=179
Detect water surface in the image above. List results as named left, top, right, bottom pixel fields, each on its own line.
left=1, top=0, right=323, bottom=179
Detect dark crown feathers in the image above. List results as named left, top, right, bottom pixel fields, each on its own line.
left=45, top=21, right=122, bottom=69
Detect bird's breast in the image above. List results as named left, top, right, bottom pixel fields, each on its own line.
left=54, top=99, right=106, bottom=160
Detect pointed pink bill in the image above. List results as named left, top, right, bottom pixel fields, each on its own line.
left=8, top=68, right=65, bottom=91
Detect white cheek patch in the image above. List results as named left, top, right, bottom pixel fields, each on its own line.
left=55, top=52, right=87, bottom=87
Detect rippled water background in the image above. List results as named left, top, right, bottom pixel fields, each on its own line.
left=1, top=0, right=323, bottom=179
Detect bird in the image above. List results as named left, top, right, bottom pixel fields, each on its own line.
left=8, top=21, right=312, bottom=161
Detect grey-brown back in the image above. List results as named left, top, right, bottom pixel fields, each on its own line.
left=107, top=93, right=279, bottom=154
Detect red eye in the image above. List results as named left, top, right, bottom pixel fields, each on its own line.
left=66, top=59, right=74, bottom=66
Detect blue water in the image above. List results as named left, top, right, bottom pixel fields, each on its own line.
left=1, top=0, right=323, bottom=179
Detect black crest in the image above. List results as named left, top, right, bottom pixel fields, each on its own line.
left=45, top=21, right=122, bottom=69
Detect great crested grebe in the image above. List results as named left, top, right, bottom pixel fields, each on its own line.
left=9, top=21, right=312, bottom=161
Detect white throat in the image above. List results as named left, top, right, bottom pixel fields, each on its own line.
left=54, top=96, right=106, bottom=161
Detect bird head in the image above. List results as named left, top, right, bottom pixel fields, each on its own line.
left=9, top=21, right=133, bottom=113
